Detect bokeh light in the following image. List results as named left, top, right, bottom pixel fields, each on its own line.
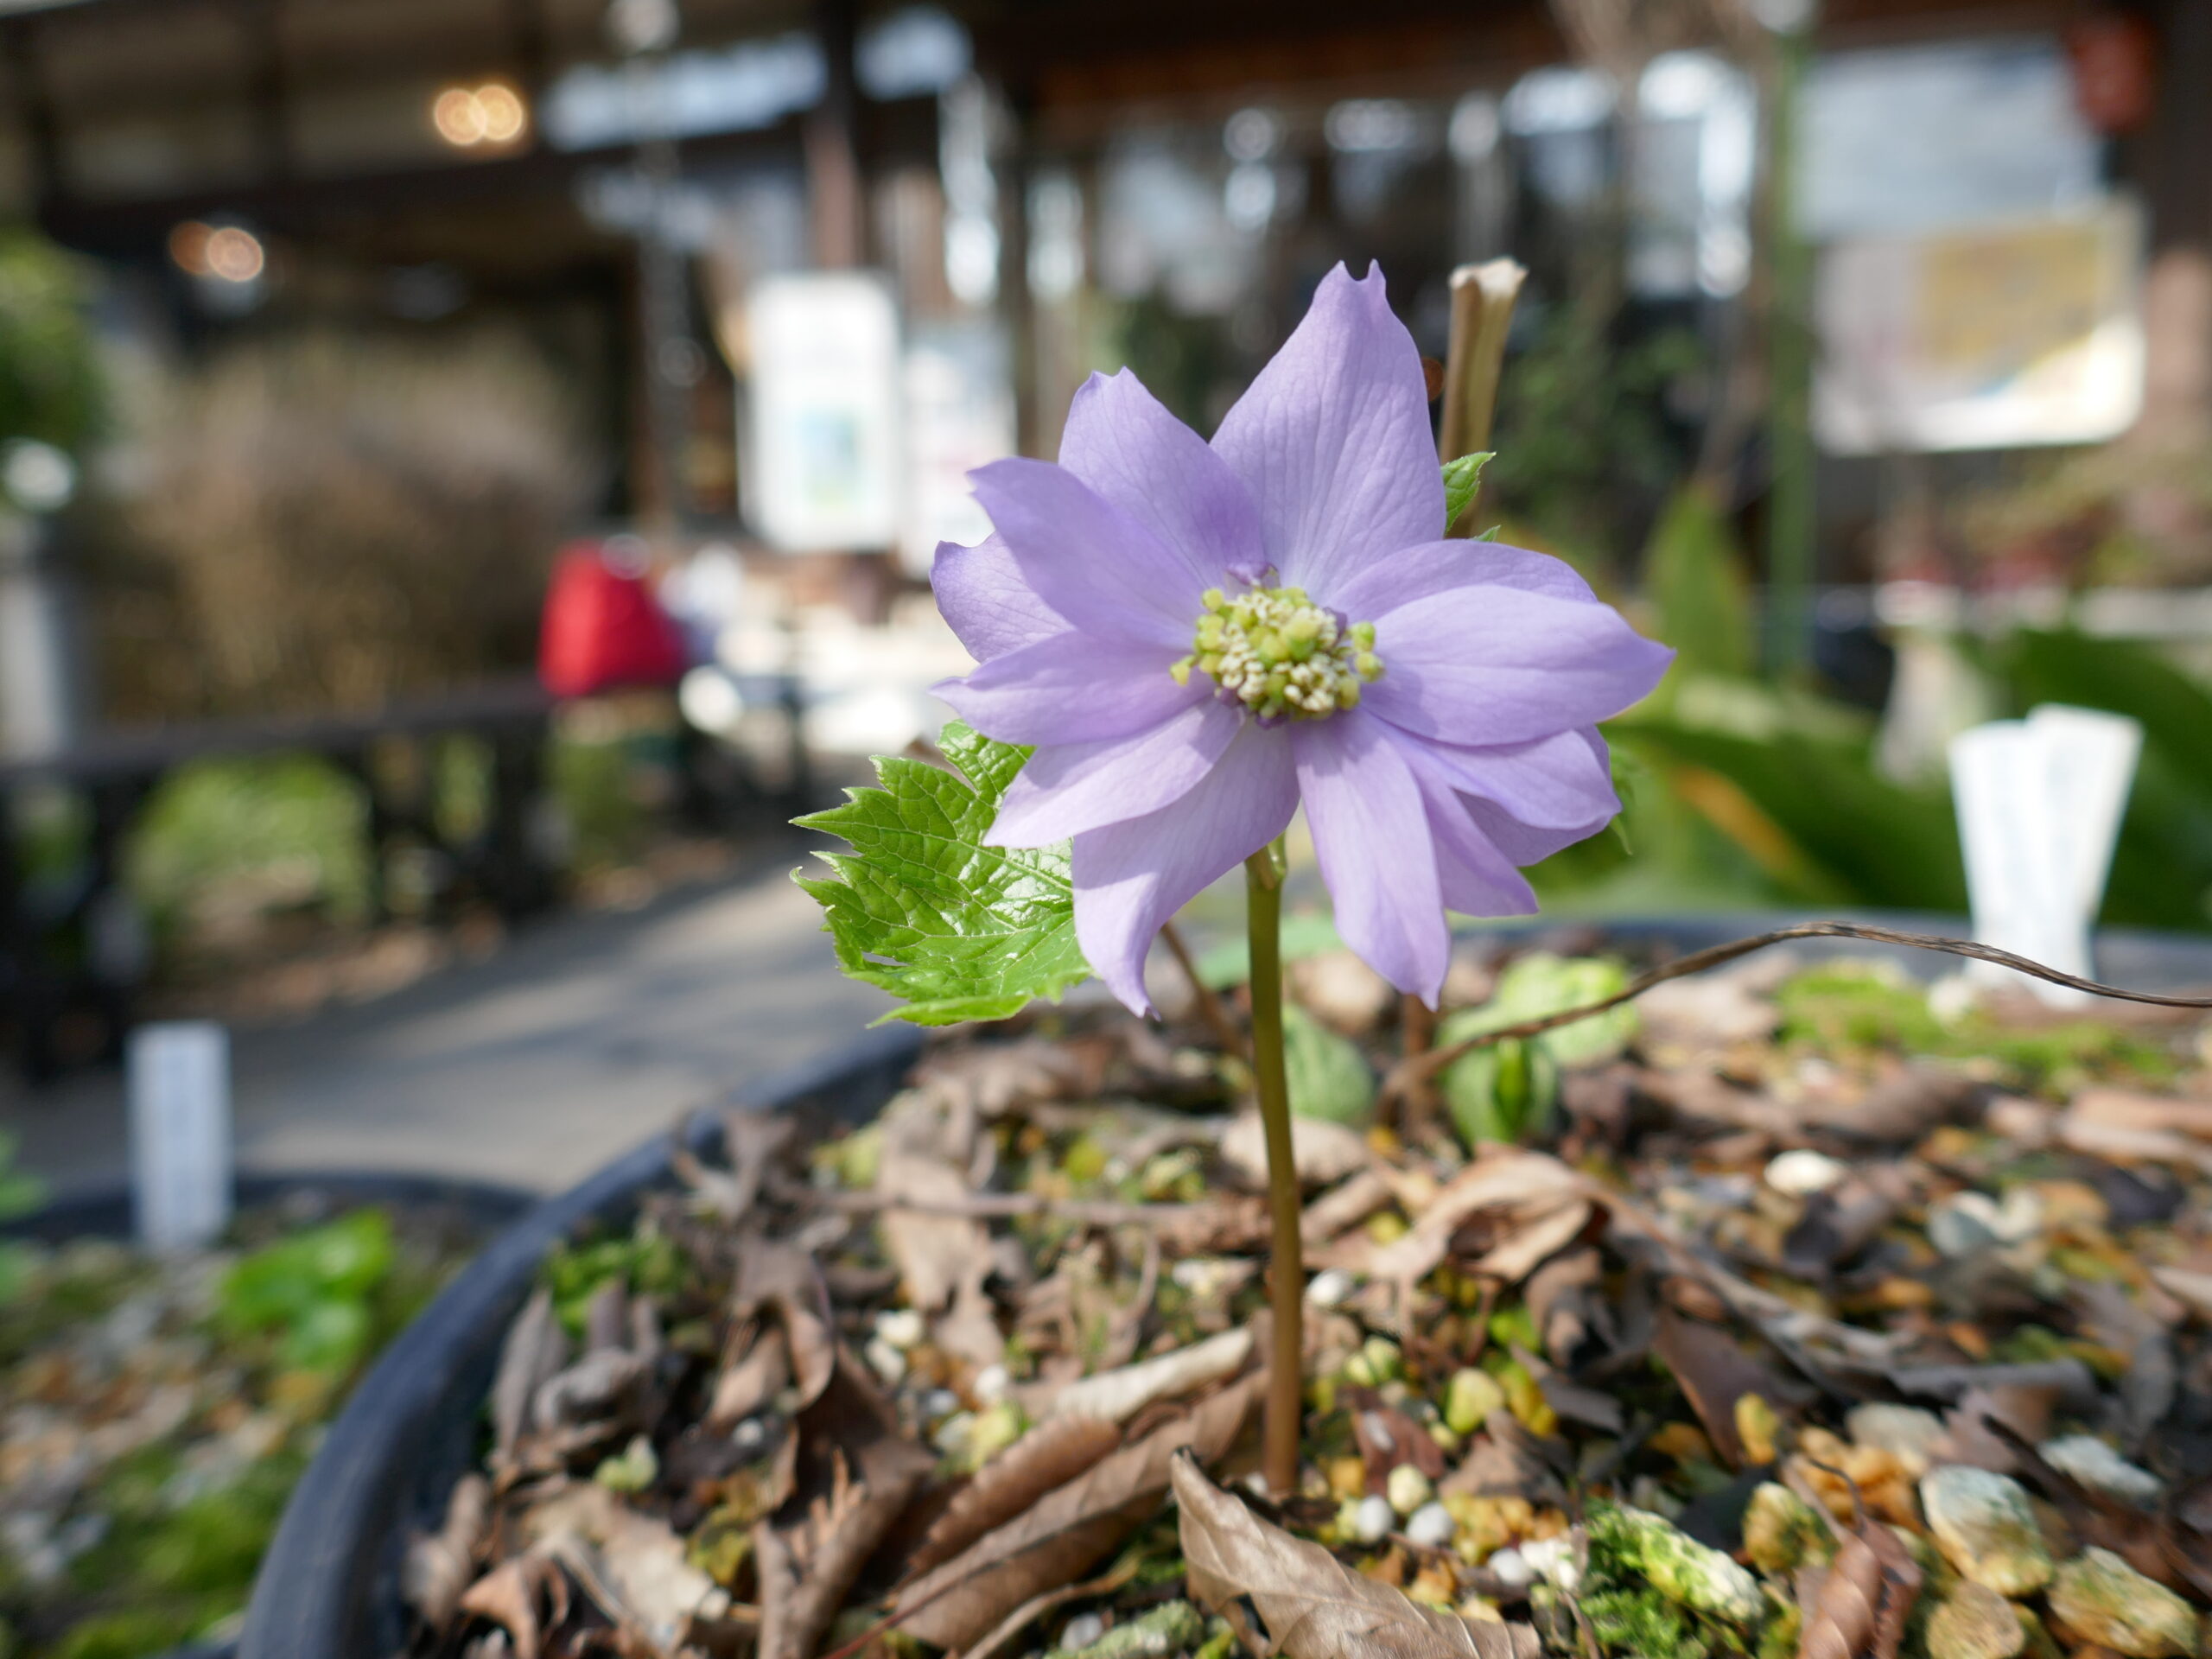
left=433, top=82, right=530, bottom=149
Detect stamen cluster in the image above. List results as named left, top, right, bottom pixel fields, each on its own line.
left=1171, top=584, right=1383, bottom=722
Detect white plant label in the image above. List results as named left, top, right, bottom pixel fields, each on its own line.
left=1949, top=705, right=2141, bottom=1006
left=128, top=1021, right=232, bottom=1250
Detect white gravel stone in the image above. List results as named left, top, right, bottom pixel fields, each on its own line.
left=1351, top=1495, right=1395, bottom=1543
left=2040, top=1435, right=2164, bottom=1508
left=1306, top=1268, right=1358, bottom=1308
left=1059, top=1612, right=1106, bottom=1651
left=1765, top=1149, right=1848, bottom=1196
left=1484, top=1548, right=1535, bottom=1588
left=1404, top=1502, right=1455, bottom=1548
left=874, top=1309, right=925, bottom=1350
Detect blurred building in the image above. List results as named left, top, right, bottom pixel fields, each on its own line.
left=1, top=0, right=2207, bottom=635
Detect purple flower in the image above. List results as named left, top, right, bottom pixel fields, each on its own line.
left=931, top=264, right=1673, bottom=1014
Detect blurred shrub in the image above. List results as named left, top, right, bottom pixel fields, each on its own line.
left=112, top=327, right=597, bottom=716
left=0, top=225, right=104, bottom=454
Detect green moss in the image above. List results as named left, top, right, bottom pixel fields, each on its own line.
left=1775, top=967, right=2174, bottom=1093
left=1581, top=1503, right=1767, bottom=1659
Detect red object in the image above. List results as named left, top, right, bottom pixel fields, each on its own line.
left=537, top=541, right=688, bottom=697
left=2066, top=10, right=2158, bottom=135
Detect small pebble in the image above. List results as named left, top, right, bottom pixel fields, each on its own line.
left=1765, top=1148, right=1847, bottom=1196
left=1923, top=1465, right=2053, bottom=1596
left=1926, top=1582, right=2026, bottom=1659
left=971, top=1363, right=1011, bottom=1404
left=1306, top=1268, right=1357, bottom=1308
left=1445, top=1368, right=1505, bottom=1437
left=920, top=1388, right=961, bottom=1421
left=1386, top=1464, right=1433, bottom=1516
left=729, top=1417, right=768, bottom=1455
left=1847, top=1403, right=1948, bottom=1477
left=1485, top=1548, right=1534, bottom=1588
left=1059, top=1613, right=1106, bottom=1651
left=1518, top=1535, right=1580, bottom=1592
left=864, top=1338, right=906, bottom=1385
left=874, top=1309, right=925, bottom=1350
left=2039, top=1436, right=2164, bottom=1509
left=1404, top=1502, right=1454, bottom=1548
left=1351, top=1495, right=1395, bottom=1543
left=2048, top=1548, right=2197, bottom=1657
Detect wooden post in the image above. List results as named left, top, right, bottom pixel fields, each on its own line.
left=807, top=0, right=863, bottom=270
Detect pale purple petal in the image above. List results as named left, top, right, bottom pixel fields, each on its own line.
left=1071, top=724, right=1298, bottom=1014
left=931, top=534, right=1065, bottom=664
left=935, top=632, right=1198, bottom=745
left=1210, top=264, right=1443, bottom=596
left=1058, top=371, right=1265, bottom=582
left=1424, top=789, right=1541, bottom=918
left=1366, top=586, right=1674, bottom=744
left=1389, top=725, right=1618, bottom=830
left=1462, top=793, right=1612, bottom=867
left=1291, top=714, right=1449, bottom=1003
left=971, top=459, right=1204, bottom=650
left=987, top=699, right=1242, bottom=847
left=1325, top=538, right=1597, bottom=620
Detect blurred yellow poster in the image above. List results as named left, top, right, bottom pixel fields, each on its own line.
left=1814, top=198, right=2143, bottom=453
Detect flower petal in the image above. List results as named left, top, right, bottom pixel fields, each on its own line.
left=987, top=699, right=1243, bottom=846
left=1059, top=370, right=1266, bottom=581
left=1426, top=791, right=1541, bottom=918
left=1390, top=725, right=1618, bottom=830
left=1210, top=264, right=1443, bottom=597
left=1365, top=585, right=1673, bottom=744
left=971, top=458, right=1204, bottom=650
left=1389, top=726, right=1559, bottom=911
left=1462, top=793, right=1611, bottom=868
left=932, top=533, right=1066, bottom=663
left=1327, top=538, right=1597, bottom=621
left=1291, top=713, right=1449, bottom=1003
left=936, top=632, right=1198, bottom=745
left=1071, top=723, right=1297, bottom=1015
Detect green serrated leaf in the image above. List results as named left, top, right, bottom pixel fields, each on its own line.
left=1442, top=451, right=1494, bottom=533
left=794, top=721, right=1090, bottom=1025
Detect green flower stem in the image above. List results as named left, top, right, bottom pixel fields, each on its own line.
left=1243, top=846, right=1303, bottom=1498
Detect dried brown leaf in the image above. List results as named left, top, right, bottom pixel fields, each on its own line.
left=1509, top=1344, right=1622, bottom=1434
left=878, top=1148, right=993, bottom=1315
left=708, top=1326, right=791, bottom=1432
left=894, top=1372, right=1263, bottom=1651
left=1796, top=1522, right=1921, bottom=1659
left=757, top=1358, right=938, bottom=1659
left=1312, top=1149, right=1582, bottom=1282
left=459, top=1551, right=572, bottom=1659
left=1046, top=1329, right=1255, bottom=1427
left=1171, top=1454, right=1538, bottom=1659
left=902, top=1414, right=1125, bottom=1583
left=1220, top=1111, right=1370, bottom=1189
left=1654, top=1309, right=1791, bottom=1470
left=1300, top=1167, right=1395, bottom=1245
left=1469, top=1197, right=1593, bottom=1284
left=493, top=1289, right=569, bottom=1459
left=735, top=1241, right=836, bottom=1408
left=404, top=1472, right=491, bottom=1630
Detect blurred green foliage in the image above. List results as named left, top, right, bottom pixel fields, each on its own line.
left=1281, top=1005, right=1375, bottom=1125
left=216, top=1207, right=396, bottom=1374
left=1438, top=954, right=1636, bottom=1147
left=1774, top=963, right=2174, bottom=1095
left=0, top=1132, right=43, bottom=1308
left=0, top=226, right=104, bottom=456
left=542, top=1227, right=687, bottom=1338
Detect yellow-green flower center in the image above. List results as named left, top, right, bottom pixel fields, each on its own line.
left=1170, top=584, right=1383, bottom=722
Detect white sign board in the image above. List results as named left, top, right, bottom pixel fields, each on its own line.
left=1815, top=200, right=2145, bottom=454
left=128, top=1021, right=232, bottom=1251
left=899, top=322, right=1014, bottom=577
left=744, top=272, right=902, bottom=553
left=1949, top=706, right=2141, bottom=1006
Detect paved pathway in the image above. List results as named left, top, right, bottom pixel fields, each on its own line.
left=1, top=842, right=893, bottom=1198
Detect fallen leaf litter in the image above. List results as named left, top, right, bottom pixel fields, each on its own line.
left=411, top=939, right=2212, bottom=1659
